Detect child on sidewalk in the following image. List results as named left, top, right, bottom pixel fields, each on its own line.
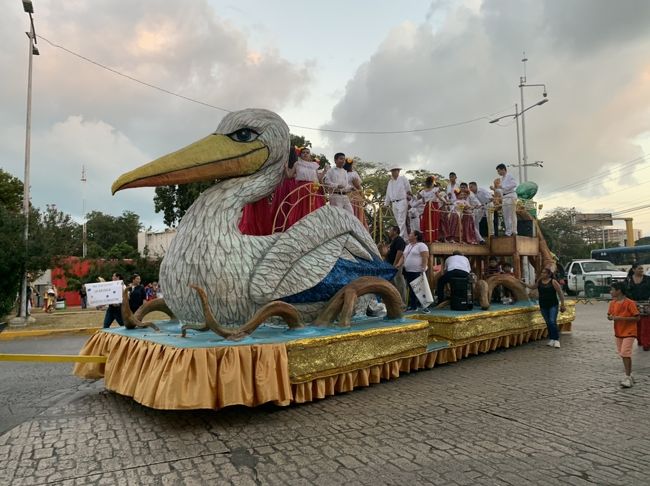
left=608, top=282, right=640, bottom=388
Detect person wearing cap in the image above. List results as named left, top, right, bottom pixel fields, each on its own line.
left=384, top=167, right=412, bottom=238
left=491, top=163, right=518, bottom=236
left=323, top=152, right=353, bottom=214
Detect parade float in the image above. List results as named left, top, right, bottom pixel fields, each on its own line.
left=74, top=109, right=574, bottom=410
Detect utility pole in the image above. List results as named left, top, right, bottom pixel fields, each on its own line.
left=81, top=165, right=87, bottom=258
left=12, top=0, right=39, bottom=326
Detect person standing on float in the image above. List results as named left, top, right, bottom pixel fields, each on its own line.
left=384, top=167, right=412, bottom=238
left=492, top=163, right=518, bottom=236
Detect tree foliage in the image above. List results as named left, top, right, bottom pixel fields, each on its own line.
left=0, top=170, right=24, bottom=212
left=85, top=210, right=141, bottom=257
left=0, top=206, right=24, bottom=317
left=537, top=207, right=614, bottom=266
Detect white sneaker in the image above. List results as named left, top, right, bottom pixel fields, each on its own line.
left=546, top=340, right=555, bottom=346
left=553, top=340, right=561, bottom=348
left=620, top=376, right=633, bottom=388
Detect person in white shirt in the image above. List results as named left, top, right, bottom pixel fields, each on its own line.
left=446, top=172, right=458, bottom=203
left=491, top=163, right=518, bottom=236
left=323, top=152, right=353, bottom=214
left=468, top=181, right=492, bottom=243
left=436, top=251, right=471, bottom=303
left=395, top=230, right=429, bottom=311
left=384, top=167, right=412, bottom=238
left=408, top=196, right=424, bottom=232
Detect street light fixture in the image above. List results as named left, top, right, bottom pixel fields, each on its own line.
left=11, top=0, right=39, bottom=326
left=488, top=98, right=548, bottom=183
left=519, top=56, right=548, bottom=182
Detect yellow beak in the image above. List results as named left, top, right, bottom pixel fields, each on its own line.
left=111, top=134, right=269, bottom=194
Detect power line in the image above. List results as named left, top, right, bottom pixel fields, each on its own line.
left=541, top=153, right=650, bottom=199
left=37, top=34, right=511, bottom=136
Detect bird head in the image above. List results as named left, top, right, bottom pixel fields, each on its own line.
left=111, top=109, right=290, bottom=194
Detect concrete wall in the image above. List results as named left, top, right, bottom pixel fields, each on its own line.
left=137, top=229, right=177, bottom=258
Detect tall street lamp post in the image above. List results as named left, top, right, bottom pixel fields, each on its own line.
left=489, top=99, right=548, bottom=183
left=519, top=56, right=548, bottom=182
left=12, top=0, right=39, bottom=326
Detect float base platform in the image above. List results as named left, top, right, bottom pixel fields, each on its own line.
left=74, top=302, right=575, bottom=410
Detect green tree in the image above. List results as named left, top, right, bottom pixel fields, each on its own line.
left=85, top=210, right=142, bottom=257
left=0, top=169, right=23, bottom=212
left=0, top=206, right=24, bottom=317
left=538, top=207, right=599, bottom=266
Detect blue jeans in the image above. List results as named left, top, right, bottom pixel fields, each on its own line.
left=540, top=305, right=559, bottom=340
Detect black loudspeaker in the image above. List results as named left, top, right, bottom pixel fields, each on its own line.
left=517, top=219, right=534, bottom=237
left=450, top=277, right=473, bottom=311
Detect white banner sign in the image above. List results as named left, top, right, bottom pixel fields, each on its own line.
left=85, top=281, right=124, bottom=306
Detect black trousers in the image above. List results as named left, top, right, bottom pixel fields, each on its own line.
left=436, top=269, right=470, bottom=301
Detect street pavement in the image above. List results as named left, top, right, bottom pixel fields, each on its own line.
left=1, top=302, right=649, bottom=485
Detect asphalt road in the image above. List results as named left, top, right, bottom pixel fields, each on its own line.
left=0, top=336, right=93, bottom=436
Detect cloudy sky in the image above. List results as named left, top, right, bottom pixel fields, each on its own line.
left=2, top=0, right=650, bottom=236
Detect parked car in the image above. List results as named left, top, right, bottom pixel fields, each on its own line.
left=565, top=259, right=628, bottom=297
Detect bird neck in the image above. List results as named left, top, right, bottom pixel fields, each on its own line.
left=197, top=162, right=284, bottom=231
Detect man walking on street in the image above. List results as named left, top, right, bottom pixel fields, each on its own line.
left=103, top=273, right=125, bottom=328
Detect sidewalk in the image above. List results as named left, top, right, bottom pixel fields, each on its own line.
left=0, top=307, right=167, bottom=340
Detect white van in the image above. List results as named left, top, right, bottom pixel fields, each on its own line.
left=565, top=259, right=628, bottom=297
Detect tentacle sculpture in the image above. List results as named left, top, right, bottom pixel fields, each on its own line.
left=122, top=290, right=172, bottom=331
left=184, top=284, right=303, bottom=340
left=474, top=279, right=490, bottom=310
left=485, top=274, right=529, bottom=303
left=314, top=276, right=403, bottom=327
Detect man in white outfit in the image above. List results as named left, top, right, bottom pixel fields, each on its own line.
left=468, top=181, right=492, bottom=243
left=324, top=152, right=353, bottom=214
left=384, top=167, right=412, bottom=238
left=492, top=163, right=518, bottom=236
left=446, top=171, right=458, bottom=202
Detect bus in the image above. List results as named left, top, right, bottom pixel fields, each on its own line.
left=590, top=245, right=650, bottom=272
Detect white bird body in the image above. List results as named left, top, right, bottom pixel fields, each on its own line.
left=113, top=109, right=392, bottom=328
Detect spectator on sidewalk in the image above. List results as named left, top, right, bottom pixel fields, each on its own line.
left=103, top=273, right=125, bottom=328
left=128, top=274, right=146, bottom=313
left=608, top=282, right=640, bottom=388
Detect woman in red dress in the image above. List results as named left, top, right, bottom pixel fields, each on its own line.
left=281, top=147, right=325, bottom=231
left=419, top=176, right=440, bottom=243
left=625, top=263, right=650, bottom=351
left=458, top=184, right=479, bottom=244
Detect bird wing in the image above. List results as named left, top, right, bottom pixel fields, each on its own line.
left=249, top=206, right=380, bottom=303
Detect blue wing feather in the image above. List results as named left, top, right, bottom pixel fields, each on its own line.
left=281, top=257, right=397, bottom=304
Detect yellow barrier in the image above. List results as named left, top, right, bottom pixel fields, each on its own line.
left=0, top=354, right=106, bottom=363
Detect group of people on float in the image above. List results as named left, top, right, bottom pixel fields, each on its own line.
left=385, top=163, right=518, bottom=245
left=238, top=146, right=366, bottom=235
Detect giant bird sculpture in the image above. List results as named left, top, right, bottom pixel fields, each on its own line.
left=112, top=109, right=399, bottom=337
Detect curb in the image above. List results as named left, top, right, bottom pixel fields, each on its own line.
left=0, top=327, right=100, bottom=341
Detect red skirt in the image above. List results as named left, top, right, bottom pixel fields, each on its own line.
left=270, top=177, right=299, bottom=233
left=446, top=212, right=460, bottom=242
left=349, top=190, right=368, bottom=230
left=239, top=197, right=273, bottom=235
left=421, top=202, right=440, bottom=243
left=283, top=181, right=325, bottom=231
left=638, top=316, right=650, bottom=350
left=461, top=213, right=478, bottom=244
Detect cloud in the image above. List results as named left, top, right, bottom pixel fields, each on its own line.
left=320, top=0, right=650, bottom=231
left=0, top=0, right=313, bottom=229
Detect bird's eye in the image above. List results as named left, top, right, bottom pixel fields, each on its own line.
left=228, top=128, right=260, bottom=143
